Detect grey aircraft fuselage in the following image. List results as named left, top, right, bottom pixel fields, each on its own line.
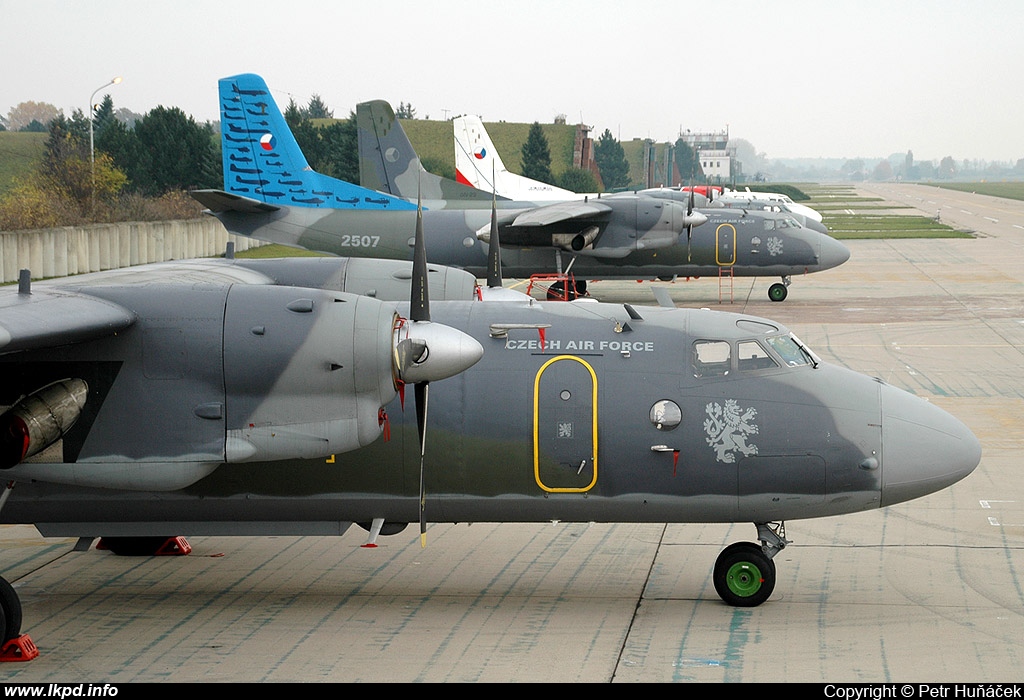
left=200, top=73, right=849, bottom=302
left=210, top=199, right=849, bottom=283
left=1, top=258, right=977, bottom=534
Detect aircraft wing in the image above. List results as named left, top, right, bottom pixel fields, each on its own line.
left=0, top=287, right=136, bottom=356
left=190, top=189, right=281, bottom=214
left=508, top=199, right=612, bottom=227
left=481, top=199, right=651, bottom=255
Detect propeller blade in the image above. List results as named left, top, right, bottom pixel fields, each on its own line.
left=410, top=188, right=429, bottom=323
left=416, top=380, right=428, bottom=547
left=687, top=171, right=695, bottom=262
left=413, top=179, right=431, bottom=547
left=486, top=167, right=502, bottom=289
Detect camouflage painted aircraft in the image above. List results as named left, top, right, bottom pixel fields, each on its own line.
left=192, top=74, right=849, bottom=303
left=365, top=94, right=845, bottom=301
left=0, top=202, right=982, bottom=654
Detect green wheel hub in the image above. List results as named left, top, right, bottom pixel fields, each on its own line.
left=725, top=560, right=764, bottom=598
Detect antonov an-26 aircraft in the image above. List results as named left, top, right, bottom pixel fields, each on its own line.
left=191, top=74, right=849, bottom=303
left=0, top=196, right=979, bottom=657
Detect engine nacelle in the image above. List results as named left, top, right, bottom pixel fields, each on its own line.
left=222, top=286, right=399, bottom=462
left=0, top=379, right=88, bottom=469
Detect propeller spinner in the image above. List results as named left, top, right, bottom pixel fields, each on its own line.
left=394, top=194, right=483, bottom=546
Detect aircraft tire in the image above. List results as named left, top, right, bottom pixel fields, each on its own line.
left=101, top=537, right=173, bottom=556
left=713, top=542, right=776, bottom=607
left=0, top=576, right=21, bottom=642
left=768, top=283, right=788, bottom=302
left=547, top=282, right=577, bottom=301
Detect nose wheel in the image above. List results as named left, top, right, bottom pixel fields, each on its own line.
left=768, top=278, right=790, bottom=302
left=713, top=542, right=776, bottom=607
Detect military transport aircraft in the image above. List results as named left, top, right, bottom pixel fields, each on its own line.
left=447, top=116, right=831, bottom=243
left=362, top=92, right=843, bottom=301
left=719, top=187, right=824, bottom=223
left=192, top=73, right=850, bottom=303
left=0, top=195, right=982, bottom=655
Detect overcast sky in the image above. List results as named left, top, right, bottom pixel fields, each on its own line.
left=3, top=0, right=1022, bottom=163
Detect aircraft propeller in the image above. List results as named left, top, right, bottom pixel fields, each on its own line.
left=681, top=175, right=708, bottom=261
left=393, top=188, right=483, bottom=546
left=485, top=172, right=502, bottom=289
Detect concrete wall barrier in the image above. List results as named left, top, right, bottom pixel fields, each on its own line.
left=0, top=218, right=265, bottom=283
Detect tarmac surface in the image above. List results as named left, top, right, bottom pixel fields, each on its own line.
left=1, top=182, right=1023, bottom=683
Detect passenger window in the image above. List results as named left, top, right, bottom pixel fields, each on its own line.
left=738, top=341, right=778, bottom=371
left=693, top=340, right=731, bottom=377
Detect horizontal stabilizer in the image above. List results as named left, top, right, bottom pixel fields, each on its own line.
left=190, top=189, right=280, bottom=214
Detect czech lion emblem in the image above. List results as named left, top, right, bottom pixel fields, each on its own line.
left=704, top=400, right=759, bottom=463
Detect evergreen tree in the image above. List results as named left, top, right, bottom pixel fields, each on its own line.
left=319, top=112, right=358, bottom=183
left=521, top=122, right=553, bottom=184
left=39, top=113, right=126, bottom=217
left=96, top=117, right=138, bottom=178
left=130, top=106, right=218, bottom=194
left=395, top=102, right=417, bottom=119
left=284, top=98, right=304, bottom=128
left=557, top=167, right=598, bottom=193
left=306, top=94, right=333, bottom=119
left=594, top=129, right=630, bottom=189
left=92, top=95, right=117, bottom=139
left=673, top=139, right=702, bottom=183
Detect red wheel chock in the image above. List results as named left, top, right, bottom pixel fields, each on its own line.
left=0, top=635, right=39, bottom=662
left=155, top=537, right=192, bottom=555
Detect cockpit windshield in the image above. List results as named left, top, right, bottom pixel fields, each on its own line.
left=765, top=334, right=817, bottom=367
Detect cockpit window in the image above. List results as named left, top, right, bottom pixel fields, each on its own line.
left=738, top=340, right=778, bottom=371
left=765, top=334, right=814, bottom=367
left=693, top=340, right=731, bottom=377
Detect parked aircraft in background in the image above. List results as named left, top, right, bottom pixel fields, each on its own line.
left=193, top=74, right=849, bottom=302
left=0, top=201, right=980, bottom=657
left=452, top=113, right=578, bottom=200
left=358, top=100, right=500, bottom=207
left=356, top=86, right=849, bottom=301
left=720, top=186, right=824, bottom=223
left=641, top=185, right=828, bottom=233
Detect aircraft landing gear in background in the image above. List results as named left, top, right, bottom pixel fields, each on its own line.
left=768, top=276, right=791, bottom=302
left=712, top=522, right=790, bottom=607
left=546, top=279, right=589, bottom=301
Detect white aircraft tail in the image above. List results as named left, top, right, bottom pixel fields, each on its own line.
left=453, top=114, right=576, bottom=201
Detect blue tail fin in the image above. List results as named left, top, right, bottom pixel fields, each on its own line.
left=219, top=73, right=415, bottom=210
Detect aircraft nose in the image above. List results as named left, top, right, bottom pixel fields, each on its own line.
left=879, top=383, right=982, bottom=507
left=817, top=234, right=851, bottom=270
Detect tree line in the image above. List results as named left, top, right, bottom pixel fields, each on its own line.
left=1, top=92, right=705, bottom=231
left=0, top=94, right=219, bottom=230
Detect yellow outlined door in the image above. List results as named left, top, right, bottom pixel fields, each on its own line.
left=716, top=223, right=737, bottom=266
left=533, top=356, right=598, bottom=492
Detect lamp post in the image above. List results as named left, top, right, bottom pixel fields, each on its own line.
left=89, top=76, right=122, bottom=212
